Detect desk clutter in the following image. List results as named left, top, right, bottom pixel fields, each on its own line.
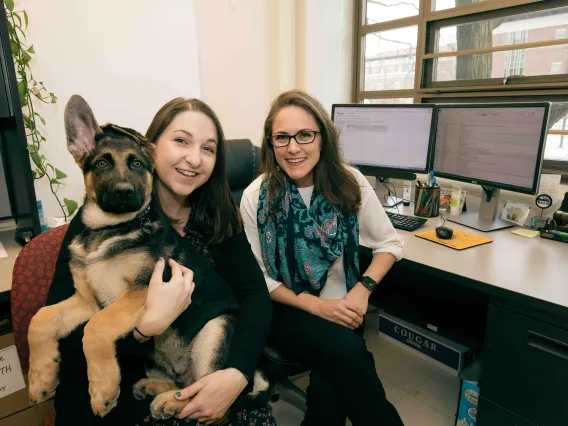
left=414, top=172, right=440, bottom=218
left=415, top=228, right=493, bottom=251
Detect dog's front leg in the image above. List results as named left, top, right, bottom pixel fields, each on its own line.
left=82, top=288, right=147, bottom=417
left=28, top=293, right=99, bottom=404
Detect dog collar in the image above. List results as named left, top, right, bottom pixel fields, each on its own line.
left=136, top=205, right=153, bottom=235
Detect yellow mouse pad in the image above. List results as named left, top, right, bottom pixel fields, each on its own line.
left=415, top=229, right=493, bottom=250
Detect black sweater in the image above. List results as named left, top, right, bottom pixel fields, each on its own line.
left=46, top=211, right=272, bottom=425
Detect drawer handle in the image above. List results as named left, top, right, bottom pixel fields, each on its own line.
left=528, top=331, right=568, bottom=361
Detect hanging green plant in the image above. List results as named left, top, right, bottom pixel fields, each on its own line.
left=4, top=0, right=77, bottom=220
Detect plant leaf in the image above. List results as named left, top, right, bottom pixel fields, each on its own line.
left=34, top=112, right=46, bottom=125
left=23, top=11, right=28, bottom=29
left=22, top=50, right=31, bottom=63
left=30, top=152, right=41, bottom=167
left=50, top=93, right=58, bottom=103
left=26, top=143, right=38, bottom=154
left=31, top=170, right=37, bottom=179
left=13, top=12, right=21, bottom=27
left=55, top=168, right=67, bottom=179
left=27, top=45, right=35, bottom=54
left=5, top=0, right=14, bottom=12
left=64, top=198, right=78, bottom=216
left=10, top=39, right=18, bottom=56
left=22, top=114, right=35, bottom=130
left=50, top=178, right=62, bottom=185
left=17, top=80, right=26, bottom=105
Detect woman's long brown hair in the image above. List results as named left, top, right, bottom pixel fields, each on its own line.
left=261, top=89, right=361, bottom=215
left=146, top=97, right=241, bottom=243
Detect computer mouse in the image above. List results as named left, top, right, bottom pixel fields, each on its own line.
left=436, top=226, right=453, bottom=240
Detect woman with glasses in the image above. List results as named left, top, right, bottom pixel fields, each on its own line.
left=240, top=90, right=405, bottom=425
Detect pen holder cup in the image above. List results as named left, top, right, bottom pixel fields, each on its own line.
left=414, top=185, right=440, bottom=218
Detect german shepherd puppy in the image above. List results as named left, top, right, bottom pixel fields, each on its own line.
left=27, top=95, right=269, bottom=420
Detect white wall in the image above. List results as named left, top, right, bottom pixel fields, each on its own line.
left=299, top=0, right=353, bottom=112
left=194, top=0, right=274, bottom=146
left=20, top=0, right=201, bottom=219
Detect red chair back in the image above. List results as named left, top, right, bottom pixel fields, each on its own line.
left=11, top=225, right=68, bottom=374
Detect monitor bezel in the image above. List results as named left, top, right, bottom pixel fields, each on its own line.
left=432, top=102, right=551, bottom=195
left=331, top=103, right=438, bottom=176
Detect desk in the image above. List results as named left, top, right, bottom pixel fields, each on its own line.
left=0, top=230, right=20, bottom=302
left=365, top=204, right=568, bottom=426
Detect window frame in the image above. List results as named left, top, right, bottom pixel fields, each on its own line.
left=352, top=0, right=568, bottom=173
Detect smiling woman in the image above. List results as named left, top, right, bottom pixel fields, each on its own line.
left=146, top=98, right=239, bottom=242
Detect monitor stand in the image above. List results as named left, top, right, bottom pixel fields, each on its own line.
left=446, top=187, right=515, bottom=232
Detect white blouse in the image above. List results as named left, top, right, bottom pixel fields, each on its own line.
left=240, top=167, right=404, bottom=299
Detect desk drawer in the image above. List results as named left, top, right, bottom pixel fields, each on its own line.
left=477, top=398, right=536, bottom=426
left=482, top=305, right=568, bottom=426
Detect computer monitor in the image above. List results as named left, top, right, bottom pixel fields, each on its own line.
left=331, top=104, right=436, bottom=205
left=433, top=102, right=550, bottom=232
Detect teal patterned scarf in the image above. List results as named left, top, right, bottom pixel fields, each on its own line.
left=257, top=175, right=360, bottom=296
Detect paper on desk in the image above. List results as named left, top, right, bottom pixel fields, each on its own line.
left=0, top=243, right=6, bottom=259
left=512, top=229, right=540, bottom=238
left=0, top=346, right=26, bottom=398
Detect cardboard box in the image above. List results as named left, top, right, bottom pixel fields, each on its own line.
left=378, top=311, right=475, bottom=375
left=0, top=333, right=31, bottom=420
left=0, top=400, right=54, bottom=426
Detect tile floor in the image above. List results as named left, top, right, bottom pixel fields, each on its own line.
left=271, top=316, right=460, bottom=426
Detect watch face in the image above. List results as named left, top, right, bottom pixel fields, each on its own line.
left=535, top=194, right=553, bottom=209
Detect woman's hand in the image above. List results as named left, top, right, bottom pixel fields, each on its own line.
left=174, top=368, right=248, bottom=424
left=343, top=283, right=371, bottom=321
left=135, top=258, right=195, bottom=339
left=311, top=298, right=364, bottom=329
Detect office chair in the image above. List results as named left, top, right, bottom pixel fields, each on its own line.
left=225, top=138, right=309, bottom=412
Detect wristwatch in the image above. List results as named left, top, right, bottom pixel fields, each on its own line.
left=360, top=275, right=379, bottom=292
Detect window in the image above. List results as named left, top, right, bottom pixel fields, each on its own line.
left=504, top=30, right=527, bottom=77
left=363, top=98, right=414, bottom=104
left=551, top=62, right=563, bottom=74
left=354, top=0, right=568, bottom=172
left=366, top=0, right=419, bottom=24
left=364, top=26, right=418, bottom=91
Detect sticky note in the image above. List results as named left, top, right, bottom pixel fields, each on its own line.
left=512, top=229, right=540, bottom=238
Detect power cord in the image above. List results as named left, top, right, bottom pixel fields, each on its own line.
left=381, top=181, right=400, bottom=214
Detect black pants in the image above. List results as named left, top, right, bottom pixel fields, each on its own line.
left=268, top=302, right=404, bottom=426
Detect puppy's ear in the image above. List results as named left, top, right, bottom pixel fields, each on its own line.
left=64, top=95, right=102, bottom=167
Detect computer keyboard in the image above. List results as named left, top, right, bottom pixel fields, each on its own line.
left=386, top=211, right=427, bottom=231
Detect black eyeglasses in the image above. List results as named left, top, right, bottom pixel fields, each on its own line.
left=268, top=130, right=320, bottom=148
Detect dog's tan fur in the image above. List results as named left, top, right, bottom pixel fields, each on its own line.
left=83, top=288, right=148, bottom=415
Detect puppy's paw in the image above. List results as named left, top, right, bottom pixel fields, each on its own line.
left=133, top=378, right=176, bottom=400
left=150, top=390, right=188, bottom=420
left=28, top=351, right=60, bottom=405
left=88, top=362, right=121, bottom=417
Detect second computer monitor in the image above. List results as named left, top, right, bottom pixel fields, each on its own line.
left=331, top=104, right=436, bottom=175
left=433, top=103, right=550, bottom=195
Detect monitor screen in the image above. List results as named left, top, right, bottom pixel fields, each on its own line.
left=433, top=104, right=549, bottom=194
left=332, top=105, right=435, bottom=173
